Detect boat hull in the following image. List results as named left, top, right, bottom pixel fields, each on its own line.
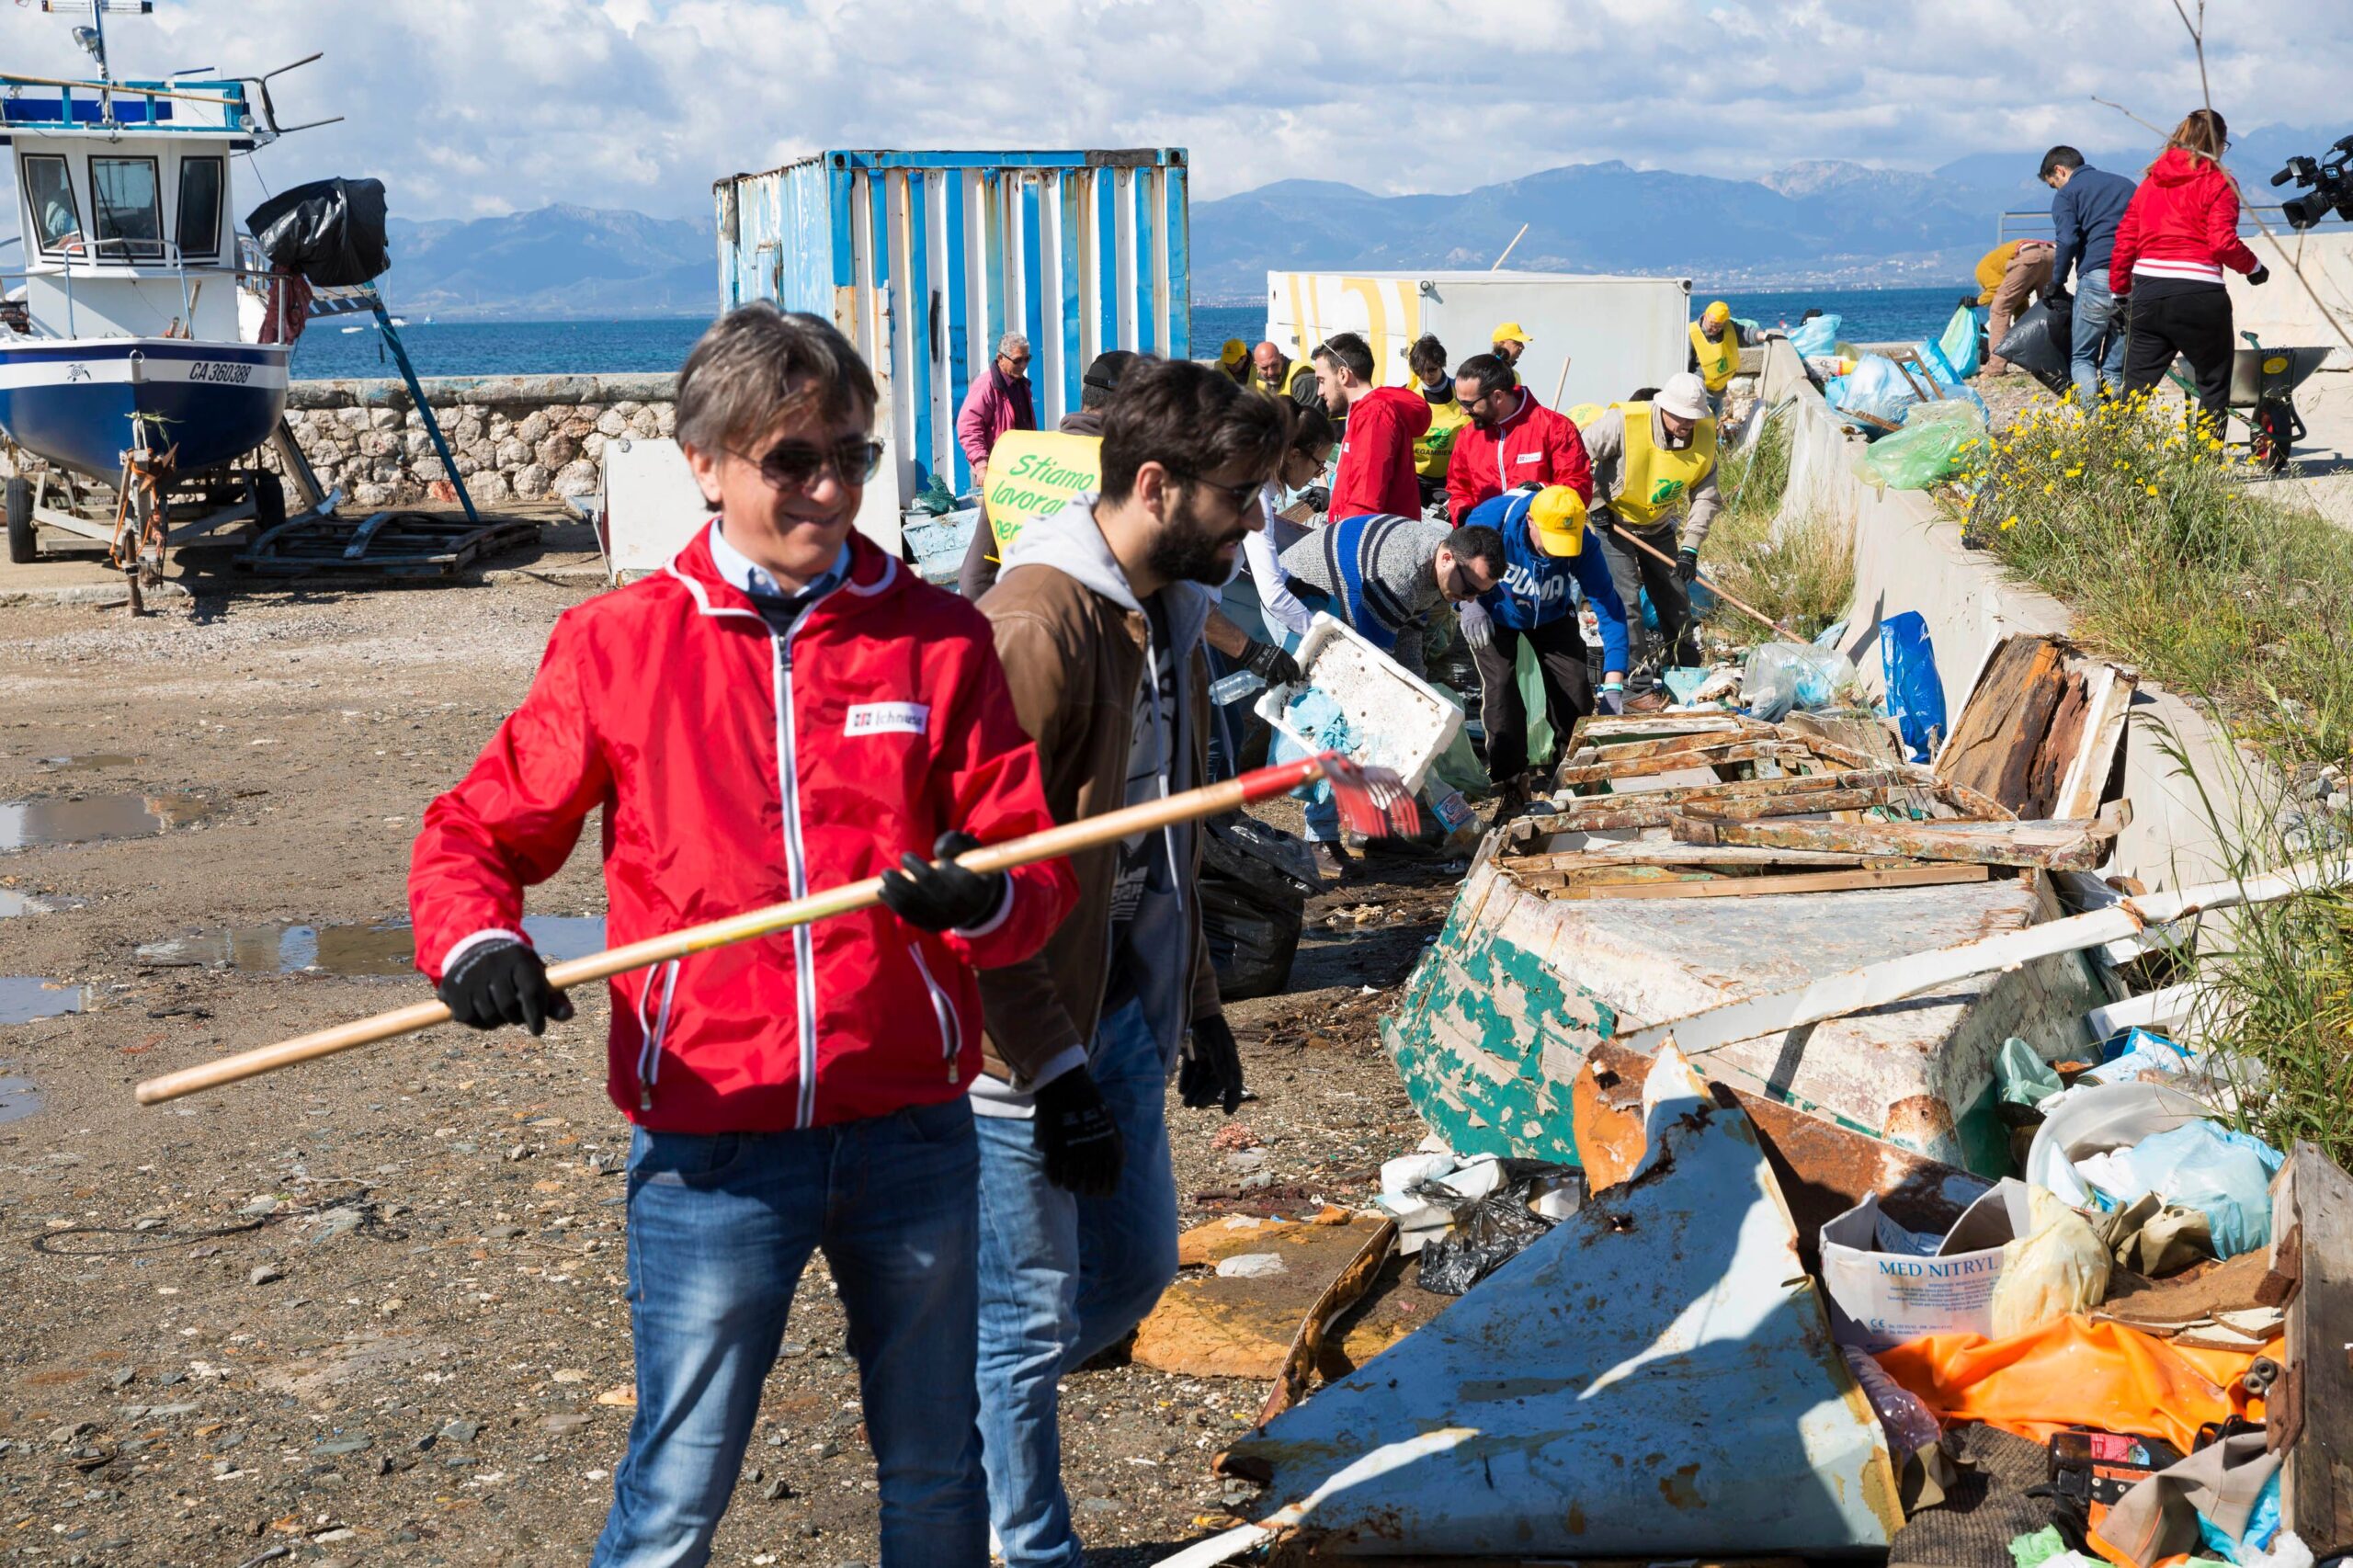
left=0, top=339, right=290, bottom=481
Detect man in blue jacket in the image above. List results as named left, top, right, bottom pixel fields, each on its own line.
left=2041, top=145, right=2137, bottom=405
left=1458, top=484, right=1630, bottom=794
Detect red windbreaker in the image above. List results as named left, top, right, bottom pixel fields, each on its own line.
left=2109, top=147, right=2262, bottom=297
left=1445, top=391, right=1593, bottom=523
left=1329, top=385, right=1431, bottom=520
left=409, top=526, right=1076, bottom=1134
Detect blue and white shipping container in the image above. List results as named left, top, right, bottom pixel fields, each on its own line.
left=713, top=149, right=1189, bottom=506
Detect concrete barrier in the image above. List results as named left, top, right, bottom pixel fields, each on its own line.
left=1756, top=339, right=2245, bottom=890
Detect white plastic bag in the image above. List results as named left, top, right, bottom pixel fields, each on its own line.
left=1987, top=1187, right=2111, bottom=1337
left=1742, top=642, right=1859, bottom=722
left=2024, top=1082, right=2218, bottom=1207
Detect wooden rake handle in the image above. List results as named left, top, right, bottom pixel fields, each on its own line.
left=134, top=754, right=1338, bottom=1106
left=1607, top=520, right=1806, bottom=645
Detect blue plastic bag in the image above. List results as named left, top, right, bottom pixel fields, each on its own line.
left=1828, top=354, right=1920, bottom=426
left=2089, top=1120, right=2287, bottom=1258
left=1879, top=611, right=1947, bottom=763
left=1790, top=314, right=1843, bottom=358
left=1938, top=303, right=1984, bottom=379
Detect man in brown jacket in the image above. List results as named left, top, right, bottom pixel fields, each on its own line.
left=970, top=358, right=1287, bottom=1567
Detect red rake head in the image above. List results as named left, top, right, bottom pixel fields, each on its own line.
left=1232, top=751, right=1420, bottom=838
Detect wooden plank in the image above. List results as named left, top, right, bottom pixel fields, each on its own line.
left=1500, top=843, right=1906, bottom=873
left=1527, top=783, right=1925, bottom=834
left=1554, top=742, right=1794, bottom=790
left=1561, top=864, right=1991, bottom=901
left=2278, top=1142, right=2353, bottom=1555
left=2055, top=663, right=2139, bottom=822
left=1937, top=634, right=2069, bottom=813
left=1672, top=812, right=2121, bottom=870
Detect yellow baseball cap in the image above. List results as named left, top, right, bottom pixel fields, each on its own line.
left=1220, top=338, right=1248, bottom=367
left=1491, top=321, right=1531, bottom=347
left=1702, top=300, right=1733, bottom=324
left=1528, top=485, right=1587, bottom=558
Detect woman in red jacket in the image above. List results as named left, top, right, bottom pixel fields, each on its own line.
left=2110, top=108, right=2269, bottom=430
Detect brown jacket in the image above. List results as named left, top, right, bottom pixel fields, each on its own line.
left=973, top=495, right=1222, bottom=1091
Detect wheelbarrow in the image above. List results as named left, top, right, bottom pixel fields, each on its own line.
left=2216, top=335, right=2331, bottom=472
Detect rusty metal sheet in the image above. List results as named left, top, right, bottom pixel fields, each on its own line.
left=1218, top=1050, right=1902, bottom=1556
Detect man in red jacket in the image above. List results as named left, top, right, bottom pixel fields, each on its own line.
left=409, top=302, right=1076, bottom=1568
left=1445, top=352, right=1593, bottom=523
left=1315, top=330, right=1430, bottom=519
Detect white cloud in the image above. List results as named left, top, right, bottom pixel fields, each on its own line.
left=3, top=0, right=2346, bottom=226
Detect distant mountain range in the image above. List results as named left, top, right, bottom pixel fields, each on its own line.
left=75, top=122, right=2314, bottom=320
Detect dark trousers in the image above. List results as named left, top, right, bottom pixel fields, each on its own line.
left=2121, top=285, right=2234, bottom=434
left=1597, top=519, right=1698, bottom=683
left=1471, top=615, right=1596, bottom=783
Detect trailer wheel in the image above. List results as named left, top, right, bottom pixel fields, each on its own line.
left=250, top=471, right=285, bottom=535
left=6, top=477, right=33, bottom=564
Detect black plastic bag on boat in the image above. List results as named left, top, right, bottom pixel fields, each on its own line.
left=1411, top=1160, right=1586, bottom=1295
left=246, top=177, right=390, bottom=287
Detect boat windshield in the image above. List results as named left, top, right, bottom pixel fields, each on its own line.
left=22, top=155, right=82, bottom=256
left=90, top=155, right=164, bottom=261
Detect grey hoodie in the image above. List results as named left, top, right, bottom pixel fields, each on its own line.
left=968, top=493, right=1216, bottom=1116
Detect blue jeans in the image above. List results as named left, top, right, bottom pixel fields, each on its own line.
left=2071, top=273, right=2129, bottom=404
left=973, top=997, right=1180, bottom=1567
left=593, top=1099, right=985, bottom=1568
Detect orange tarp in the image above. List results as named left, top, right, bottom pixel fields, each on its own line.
left=1875, top=1314, right=2276, bottom=1455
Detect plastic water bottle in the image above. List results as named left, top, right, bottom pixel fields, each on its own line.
left=1210, top=669, right=1265, bottom=706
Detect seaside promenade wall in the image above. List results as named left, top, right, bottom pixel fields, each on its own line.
left=271, top=373, right=677, bottom=509
left=1756, top=339, right=2244, bottom=891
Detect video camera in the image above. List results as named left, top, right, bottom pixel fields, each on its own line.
left=2271, top=135, right=2353, bottom=230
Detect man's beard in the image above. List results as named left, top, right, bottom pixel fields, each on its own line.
left=1146, top=486, right=1248, bottom=586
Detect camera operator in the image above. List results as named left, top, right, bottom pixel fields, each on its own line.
left=2112, top=108, right=2269, bottom=434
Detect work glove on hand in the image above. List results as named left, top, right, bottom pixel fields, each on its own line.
left=1597, top=681, right=1626, bottom=716
left=1676, top=548, right=1700, bottom=585
left=1457, top=597, right=1495, bottom=652
left=1032, top=1067, right=1124, bottom=1197
left=1242, top=641, right=1303, bottom=687
left=1178, top=1016, right=1246, bottom=1114
left=438, top=938, right=574, bottom=1036
left=2248, top=265, right=2270, bottom=286
left=878, top=830, right=1006, bottom=934
left=1300, top=484, right=1330, bottom=515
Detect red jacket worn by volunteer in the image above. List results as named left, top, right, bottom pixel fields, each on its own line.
left=1329, top=385, right=1432, bottom=520
left=1445, top=389, right=1594, bottom=523
left=2108, top=146, right=2262, bottom=297
left=409, top=525, right=1076, bottom=1135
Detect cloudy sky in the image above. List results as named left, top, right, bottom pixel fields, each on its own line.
left=6, top=0, right=2347, bottom=222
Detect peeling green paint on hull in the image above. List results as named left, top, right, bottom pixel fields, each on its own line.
left=1381, top=860, right=2105, bottom=1176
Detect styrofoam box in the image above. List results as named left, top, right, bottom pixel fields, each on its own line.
left=1254, top=612, right=1466, bottom=793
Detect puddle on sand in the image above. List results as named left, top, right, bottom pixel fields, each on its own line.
left=136, top=915, right=607, bottom=977
left=34, top=755, right=140, bottom=774
left=0, top=793, right=218, bottom=852
left=0, top=890, right=81, bottom=917
left=0, top=1074, right=41, bottom=1123
left=0, top=977, right=85, bottom=1026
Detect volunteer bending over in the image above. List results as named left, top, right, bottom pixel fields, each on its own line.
left=1580, top=372, right=1721, bottom=705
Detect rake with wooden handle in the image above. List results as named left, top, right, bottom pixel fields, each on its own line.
left=134, top=752, right=1418, bottom=1105
left=1604, top=521, right=1806, bottom=646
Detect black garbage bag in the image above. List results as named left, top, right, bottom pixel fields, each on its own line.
left=1994, top=299, right=2075, bottom=394
left=1412, top=1159, right=1586, bottom=1295
left=245, top=177, right=390, bottom=287
left=1199, top=812, right=1313, bottom=1002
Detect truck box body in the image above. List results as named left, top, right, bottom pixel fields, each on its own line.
left=1264, top=269, right=1693, bottom=414
left=715, top=149, right=1190, bottom=514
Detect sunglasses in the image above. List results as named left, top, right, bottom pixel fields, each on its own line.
left=1167, top=466, right=1262, bottom=512
left=731, top=437, right=884, bottom=491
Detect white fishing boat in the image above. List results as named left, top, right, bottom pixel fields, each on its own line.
left=0, top=0, right=338, bottom=588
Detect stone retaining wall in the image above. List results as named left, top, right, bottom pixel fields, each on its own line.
left=267, top=373, right=678, bottom=509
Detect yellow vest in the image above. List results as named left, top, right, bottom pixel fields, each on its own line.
left=1689, top=320, right=1739, bottom=392
left=1414, top=392, right=1470, bottom=479
left=1614, top=403, right=1717, bottom=530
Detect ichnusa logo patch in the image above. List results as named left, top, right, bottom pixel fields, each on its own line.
left=844, top=702, right=929, bottom=737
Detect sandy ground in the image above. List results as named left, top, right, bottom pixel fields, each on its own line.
left=0, top=560, right=1467, bottom=1567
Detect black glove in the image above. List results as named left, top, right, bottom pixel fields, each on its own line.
left=1300, top=484, right=1330, bottom=514
left=878, top=830, right=1006, bottom=933
left=438, top=938, right=574, bottom=1036
left=1032, top=1067, right=1123, bottom=1197
left=1676, top=548, right=1699, bottom=585
left=1242, top=641, right=1302, bottom=687
left=2248, top=265, right=2270, bottom=286
left=1178, top=1016, right=1245, bottom=1114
